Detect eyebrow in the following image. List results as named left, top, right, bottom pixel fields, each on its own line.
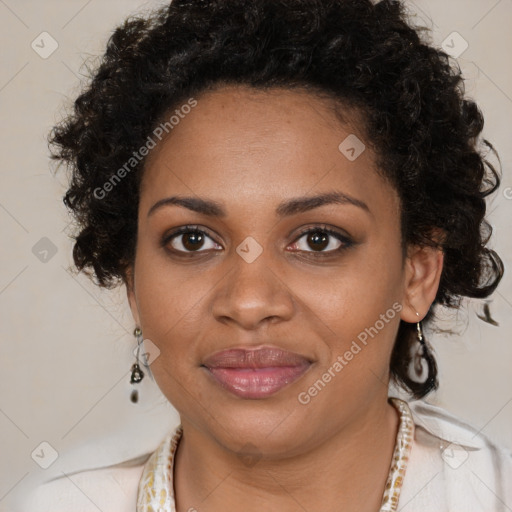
left=147, top=191, right=371, bottom=218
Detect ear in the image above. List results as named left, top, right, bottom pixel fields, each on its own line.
left=400, top=239, right=444, bottom=323
left=125, top=266, right=141, bottom=326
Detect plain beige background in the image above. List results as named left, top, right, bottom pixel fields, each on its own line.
left=0, top=0, right=511, bottom=510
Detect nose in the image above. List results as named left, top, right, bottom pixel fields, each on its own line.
left=210, top=247, right=295, bottom=331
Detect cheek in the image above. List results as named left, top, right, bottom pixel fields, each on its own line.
left=134, top=253, right=208, bottom=407
left=304, top=239, right=404, bottom=360
left=133, top=245, right=213, bottom=359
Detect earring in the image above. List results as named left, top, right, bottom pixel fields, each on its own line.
left=408, top=312, right=429, bottom=383
left=130, top=327, right=145, bottom=403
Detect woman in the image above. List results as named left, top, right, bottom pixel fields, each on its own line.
left=24, top=0, right=511, bottom=510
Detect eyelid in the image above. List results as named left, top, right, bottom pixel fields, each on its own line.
left=293, top=223, right=352, bottom=241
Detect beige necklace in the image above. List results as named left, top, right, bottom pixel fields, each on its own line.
left=136, top=397, right=414, bottom=512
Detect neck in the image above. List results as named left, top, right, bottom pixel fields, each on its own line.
left=173, top=396, right=400, bottom=512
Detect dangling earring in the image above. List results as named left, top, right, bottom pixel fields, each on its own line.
left=130, top=327, right=145, bottom=403
left=408, top=312, right=429, bottom=383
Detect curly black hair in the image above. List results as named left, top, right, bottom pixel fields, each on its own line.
left=49, top=0, right=504, bottom=399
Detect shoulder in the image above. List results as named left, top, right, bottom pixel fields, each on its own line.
left=18, top=427, right=181, bottom=512
left=20, top=458, right=149, bottom=512
left=400, top=398, right=512, bottom=512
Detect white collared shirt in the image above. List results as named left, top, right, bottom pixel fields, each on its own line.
left=18, top=399, right=512, bottom=512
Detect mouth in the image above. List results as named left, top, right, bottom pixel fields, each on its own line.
left=201, top=346, right=313, bottom=399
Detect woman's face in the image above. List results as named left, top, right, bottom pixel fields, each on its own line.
left=127, top=84, right=432, bottom=456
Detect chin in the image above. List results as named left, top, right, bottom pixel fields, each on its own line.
left=194, top=391, right=320, bottom=458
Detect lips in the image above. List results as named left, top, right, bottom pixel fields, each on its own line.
left=202, top=347, right=312, bottom=399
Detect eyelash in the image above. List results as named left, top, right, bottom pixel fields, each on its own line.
left=161, top=224, right=354, bottom=258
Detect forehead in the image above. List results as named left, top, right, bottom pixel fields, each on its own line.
left=139, top=84, right=398, bottom=217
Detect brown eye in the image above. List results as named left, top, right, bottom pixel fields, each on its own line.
left=181, top=231, right=205, bottom=251
left=163, top=227, right=221, bottom=254
left=290, top=226, right=353, bottom=254
left=305, top=231, right=330, bottom=251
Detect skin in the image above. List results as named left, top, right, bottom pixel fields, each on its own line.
left=126, top=84, right=444, bottom=512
